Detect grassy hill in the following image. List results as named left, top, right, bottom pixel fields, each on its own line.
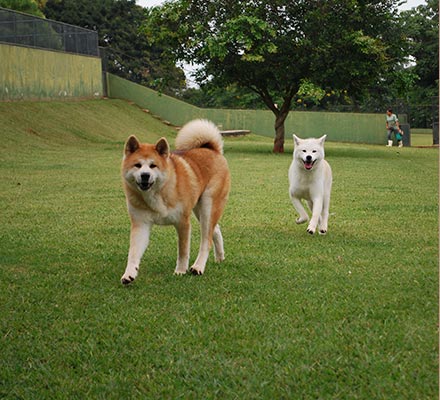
left=0, top=99, right=438, bottom=399
left=0, top=99, right=177, bottom=153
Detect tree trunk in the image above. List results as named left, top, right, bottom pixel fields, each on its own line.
left=273, top=111, right=289, bottom=153
left=250, top=86, right=294, bottom=153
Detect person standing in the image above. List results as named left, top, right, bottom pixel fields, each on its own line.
left=386, top=108, right=403, bottom=147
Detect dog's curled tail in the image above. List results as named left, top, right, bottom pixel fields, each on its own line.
left=175, top=119, right=223, bottom=154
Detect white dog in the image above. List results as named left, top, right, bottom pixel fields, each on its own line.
left=288, top=134, right=333, bottom=234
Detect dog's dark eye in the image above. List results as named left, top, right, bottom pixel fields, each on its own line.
left=312, top=150, right=317, bottom=153
left=134, top=163, right=142, bottom=168
left=150, top=163, right=157, bottom=169
left=302, top=150, right=306, bottom=153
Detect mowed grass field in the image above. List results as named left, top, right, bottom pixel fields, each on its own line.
left=0, top=100, right=438, bottom=399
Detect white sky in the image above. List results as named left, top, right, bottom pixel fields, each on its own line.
left=137, top=0, right=427, bottom=10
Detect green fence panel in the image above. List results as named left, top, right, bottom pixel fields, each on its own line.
left=107, top=73, right=204, bottom=125
left=108, top=73, right=388, bottom=144
left=0, top=43, right=102, bottom=101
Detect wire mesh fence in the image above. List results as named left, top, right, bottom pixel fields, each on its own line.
left=0, top=7, right=98, bottom=57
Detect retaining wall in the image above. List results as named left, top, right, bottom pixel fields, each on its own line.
left=0, top=43, right=102, bottom=101
left=107, top=73, right=386, bottom=144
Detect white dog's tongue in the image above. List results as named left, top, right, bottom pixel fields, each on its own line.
left=304, top=162, right=313, bottom=170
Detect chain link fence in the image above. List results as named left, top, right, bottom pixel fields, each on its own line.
left=0, top=7, right=98, bottom=57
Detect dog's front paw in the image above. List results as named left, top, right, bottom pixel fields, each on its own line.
left=307, top=221, right=318, bottom=234
left=214, top=253, right=225, bottom=263
left=319, top=229, right=327, bottom=235
left=174, top=262, right=188, bottom=275
left=189, top=265, right=204, bottom=275
left=296, top=216, right=308, bottom=224
left=121, top=266, right=138, bottom=285
left=121, top=273, right=136, bottom=285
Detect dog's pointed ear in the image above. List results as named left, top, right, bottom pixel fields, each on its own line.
left=155, top=137, right=170, bottom=158
left=293, top=134, right=301, bottom=146
left=319, top=134, right=327, bottom=145
left=125, top=135, right=140, bottom=156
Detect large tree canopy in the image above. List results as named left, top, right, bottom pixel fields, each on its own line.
left=145, top=0, right=402, bottom=152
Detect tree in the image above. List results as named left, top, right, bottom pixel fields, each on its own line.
left=399, top=0, right=439, bottom=127
left=401, top=0, right=439, bottom=112
left=145, top=0, right=401, bottom=152
left=402, top=0, right=439, bottom=91
left=43, top=0, right=185, bottom=95
left=0, top=0, right=45, bottom=16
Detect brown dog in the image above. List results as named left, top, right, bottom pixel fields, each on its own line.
left=120, top=119, right=230, bottom=284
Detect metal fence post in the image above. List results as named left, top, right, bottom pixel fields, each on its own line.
left=400, top=123, right=411, bottom=147
left=433, top=122, right=439, bottom=145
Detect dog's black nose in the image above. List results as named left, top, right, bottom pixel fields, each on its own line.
left=140, top=173, right=150, bottom=182
left=306, top=155, right=312, bottom=162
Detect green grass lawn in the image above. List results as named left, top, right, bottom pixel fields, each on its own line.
left=0, top=100, right=438, bottom=399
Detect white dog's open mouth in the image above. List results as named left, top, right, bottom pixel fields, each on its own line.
left=303, top=160, right=315, bottom=170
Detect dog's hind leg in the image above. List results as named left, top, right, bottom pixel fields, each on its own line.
left=174, top=216, right=191, bottom=275
left=212, top=224, right=225, bottom=263
left=192, top=192, right=227, bottom=275
left=190, top=196, right=213, bottom=275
